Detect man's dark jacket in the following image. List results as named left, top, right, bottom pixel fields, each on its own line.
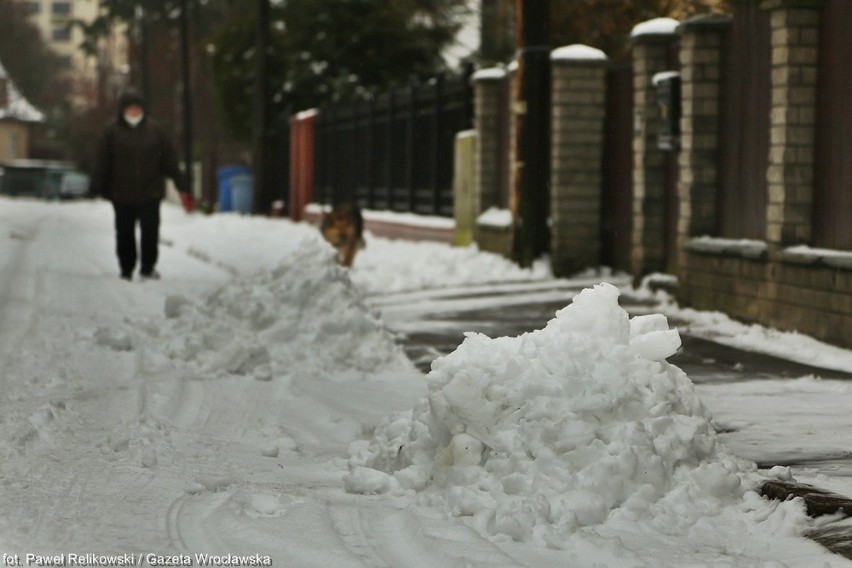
left=91, top=91, right=188, bottom=206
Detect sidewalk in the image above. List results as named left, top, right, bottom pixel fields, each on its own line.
left=368, top=278, right=852, bottom=561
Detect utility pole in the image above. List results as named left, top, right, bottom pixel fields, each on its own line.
left=252, top=0, right=271, bottom=214
left=512, top=0, right=550, bottom=267
left=133, top=4, right=151, bottom=104
left=179, top=0, right=194, bottom=193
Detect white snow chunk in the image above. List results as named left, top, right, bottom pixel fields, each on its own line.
left=449, top=433, right=484, bottom=466
left=629, top=313, right=670, bottom=339
left=195, top=476, right=236, bottom=492
left=345, top=466, right=396, bottom=495
left=260, top=444, right=279, bottom=458
left=164, top=295, right=192, bottom=319
left=140, top=445, right=158, bottom=468
left=630, top=328, right=682, bottom=361
left=94, top=327, right=133, bottom=351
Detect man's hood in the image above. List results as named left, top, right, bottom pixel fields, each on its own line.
left=117, top=89, right=147, bottom=120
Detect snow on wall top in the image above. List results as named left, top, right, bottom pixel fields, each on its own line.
left=477, top=207, right=512, bottom=228
left=472, top=67, right=506, bottom=81
left=630, top=17, right=681, bottom=38
left=551, top=44, right=608, bottom=62
left=0, top=59, right=45, bottom=123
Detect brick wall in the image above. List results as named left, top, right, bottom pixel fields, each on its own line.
left=631, top=29, right=680, bottom=277
left=549, top=47, right=608, bottom=275
left=765, top=1, right=820, bottom=247
left=675, top=2, right=852, bottom=347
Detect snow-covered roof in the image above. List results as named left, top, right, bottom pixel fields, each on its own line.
left=551, top=44, right=608, bottom=62
left=0, top=59, right=45, bottom=124
left=630, top=17, right=680, bottom=39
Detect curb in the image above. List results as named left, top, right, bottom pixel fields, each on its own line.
left=761, top=481, right=852, bottom=517
left=761, top=480, right=852, bottom=560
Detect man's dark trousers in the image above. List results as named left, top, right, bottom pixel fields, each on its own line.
left=113, top=201, right=160, bottom=277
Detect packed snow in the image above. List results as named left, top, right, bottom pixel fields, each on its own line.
left=0, top=197, right=850, bottom=567
left=347, top=285, right=748, bottom=535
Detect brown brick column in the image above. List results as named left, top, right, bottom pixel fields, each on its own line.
left=549, top=45, right=608, bottom=276
left=762, top=0, right=823, bottom=247
left=472, top=68, right=509, bottom=215
left=630, top=19, right=680, bottom=277
left=677, top=15, right=730, bottom=273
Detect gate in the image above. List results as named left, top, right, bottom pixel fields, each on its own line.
left=601, top=65, right=634, bottom=271
left=716, top=3, right=771, bottom=239
left=313, top=67, right=474, bottom=217
left=813, top=0, right=852, bottom=249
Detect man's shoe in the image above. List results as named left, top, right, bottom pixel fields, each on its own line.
left=120, top=272, right=132, bottom=281
left=140, top=269, right=161, bottom=280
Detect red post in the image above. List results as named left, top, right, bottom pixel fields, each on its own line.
left=289, top=110, right=317, bottom=221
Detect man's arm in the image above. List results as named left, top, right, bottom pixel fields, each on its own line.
left=90, top=127, right=113, bottom=199
left=159, top=128, right=189, bottom=194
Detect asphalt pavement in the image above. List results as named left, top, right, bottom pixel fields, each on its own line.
left=370, top=279, right=852, bottom=561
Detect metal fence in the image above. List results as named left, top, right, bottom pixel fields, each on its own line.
left=313, top=65, right=474, bottom=217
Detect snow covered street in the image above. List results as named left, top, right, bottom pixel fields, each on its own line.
left=2, top=197, right=852, bottom=566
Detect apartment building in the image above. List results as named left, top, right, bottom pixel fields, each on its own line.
left=23, top=0, right=128, bottom=107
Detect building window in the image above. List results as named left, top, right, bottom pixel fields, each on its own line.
left=51, top=2, right=71, bottom=16
left=57, top=55, right=73, bottom=70
left=51, top=26, right=71, bottom=42
left=30, top=1, right=41, bottom=14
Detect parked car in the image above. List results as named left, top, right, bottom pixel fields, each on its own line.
left=0, top=160, right=90, bottom=199
left=56, top=171, right=91, bottom=199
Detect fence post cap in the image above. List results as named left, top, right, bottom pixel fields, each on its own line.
left=630, top=17, right=680, bottom=40
left=551, top=44, right=609, bottom=63
left=472, top=67, right=507, bottom=82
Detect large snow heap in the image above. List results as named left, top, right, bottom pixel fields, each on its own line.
left=99, top=237, right=410, bottom=380
left=346, top=283, right=757, bottom=545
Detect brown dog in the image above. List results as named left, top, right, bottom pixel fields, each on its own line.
left=320, top=203, right=365, bottom=267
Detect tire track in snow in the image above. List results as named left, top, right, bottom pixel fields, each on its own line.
left=0, top=215, right=45, bottom=360
left=327, top=504, right=526, bottom=568
left=165, top=490, right=527, bottom=567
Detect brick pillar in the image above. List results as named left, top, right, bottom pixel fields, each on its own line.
left=549, top=45, right=608, bottom=276
left=630, top=19, right=680, bottom=277
left=472, top=68, right=509, bottom=215
left=677, top=15, right=730, bottom=272
left=763, top=0, right=822, bottom=247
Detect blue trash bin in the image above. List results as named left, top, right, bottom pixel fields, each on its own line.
left=230, top=174, right=254, bottom=214
left=216, top=166, right=252, bottom=212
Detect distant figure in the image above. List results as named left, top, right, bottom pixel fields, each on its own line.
left=91, top=89, right=194, bottom=281
left=320, top=203, right=365, bottom=267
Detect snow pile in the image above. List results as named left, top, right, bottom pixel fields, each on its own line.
left=352, top=235, right=550, bottom=294
left=112, top=237, right=410, bottom=380
left=346, top=283, right=757, bottom=545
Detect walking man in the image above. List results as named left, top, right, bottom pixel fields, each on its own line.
left=92, top=89, right=194, bottom=281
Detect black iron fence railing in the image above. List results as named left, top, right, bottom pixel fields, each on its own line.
left=314, top=65, right=474, bottom=217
